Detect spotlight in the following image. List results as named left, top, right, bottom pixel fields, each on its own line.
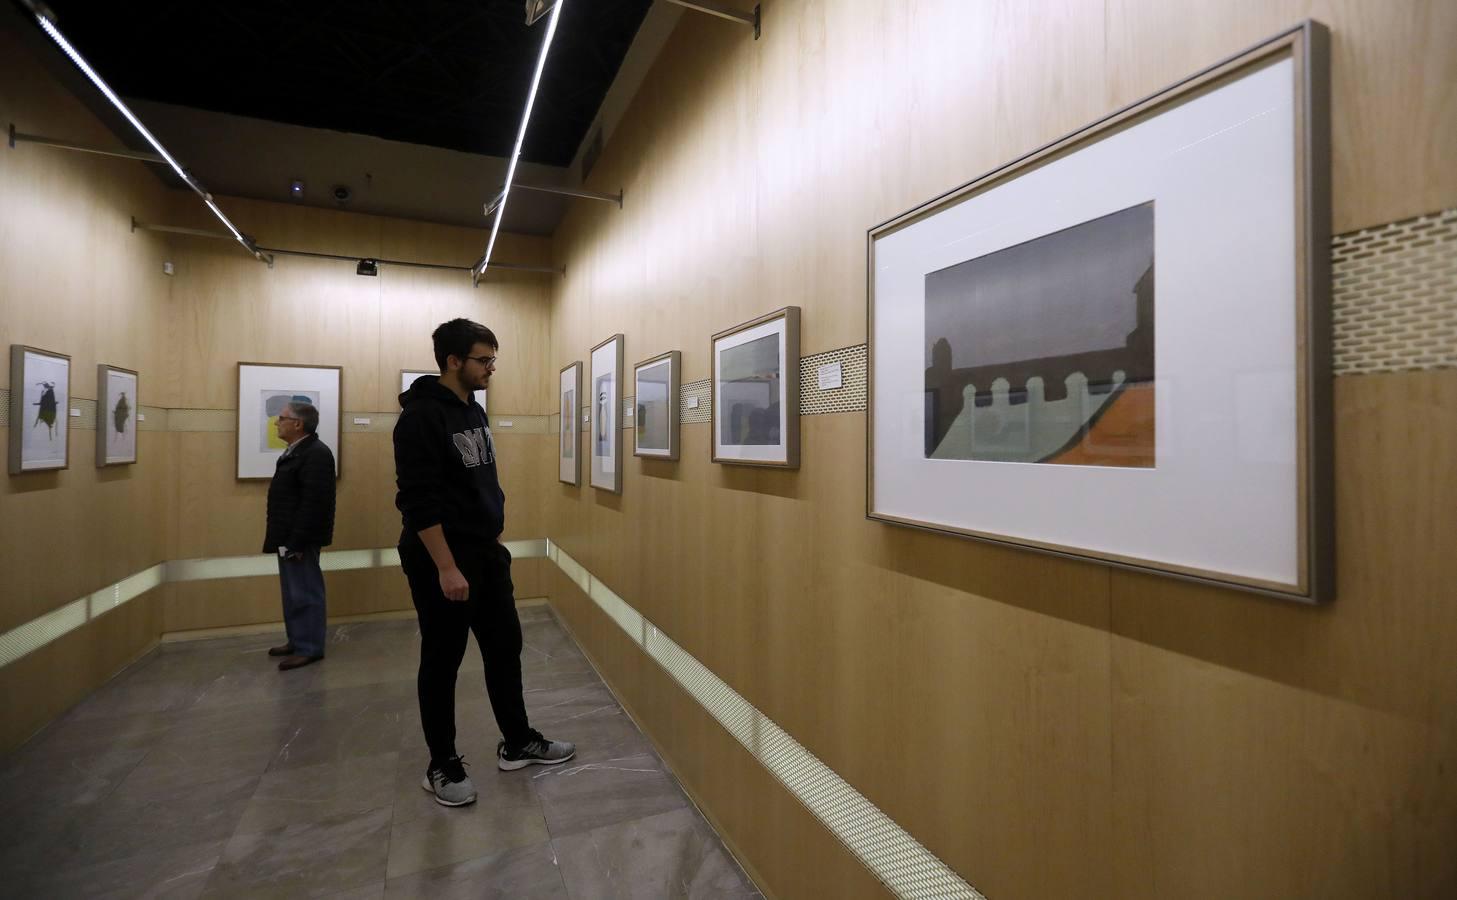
left=333, top=184, right=352, bottom=204
left=289, top=179, right=305, bottom=199
left=356, top=258, right=378, bottom=276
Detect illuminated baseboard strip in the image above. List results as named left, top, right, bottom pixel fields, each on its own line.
left=546, top=540, right=983, bottom=900
left=0, top=542, right=547, bottom=670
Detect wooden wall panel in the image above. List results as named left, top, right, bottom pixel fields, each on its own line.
left=0, top=28, right=175, bottom=751
left=543, top=1, right=1457, bottom=897
left=1109, top=370, right=1457, bottom=899
left=1105, top=0, right=1457, bottom=232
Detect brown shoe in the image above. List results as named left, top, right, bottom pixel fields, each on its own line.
left=268, top=644, right=295, bottom=657
left=277, top=654, right=323, bottom=671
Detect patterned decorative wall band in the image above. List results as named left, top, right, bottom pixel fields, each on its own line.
left=1332, top=207, right=1457, bottom=374
left=548, top=542, right=984, bottom=900
left=800, top=345, right=869, bottom=416
left=681, top=378, right=711, bottom=424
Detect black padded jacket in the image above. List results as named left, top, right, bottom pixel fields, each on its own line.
left=261, top=433, right=337, bottom=552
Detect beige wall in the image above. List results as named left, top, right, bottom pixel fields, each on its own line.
left=0, top=26, right=175, bottom=751
left=0, top=27, right=556, bottom=750
left=544, top=2, right=1457, bottom=898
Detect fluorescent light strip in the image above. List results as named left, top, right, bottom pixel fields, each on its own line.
left=546, top=541, right=984, bottom=900
left=32, top=12, right=256, bottom=255
left=0, top=542, right=547, bottom=669
left=476, top=0, right=566, bottom=276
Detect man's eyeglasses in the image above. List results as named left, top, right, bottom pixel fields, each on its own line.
left=276, top=415, right=301, bottom=422
left=464, top=355, right=498, bottom=368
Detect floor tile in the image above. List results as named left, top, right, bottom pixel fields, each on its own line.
left=532, top=753, right=690, bottom=837
left=384, top=840, right=568, bottom=899
left=2, top=608, right=760, bottom=897
left=554, top=807, right=760, bottom=899
left=18, top=837, right=225, bottom=900
left=202, top=806, right=392, bottom=898
left=385, top=790, right=550, bottom=879
left=234, top=751, right=399, bottom=834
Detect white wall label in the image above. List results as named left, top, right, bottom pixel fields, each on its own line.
left=69, top=408, right=81, bottom=417
left=818, top=361, right=843, bottom=391
left=137, top=413, right=147, bottom=422
left=498, top=420, right=513, bottom=427
left=353, top=417, right=371, bottom=425
left=687, top=396, right=700, bottom=409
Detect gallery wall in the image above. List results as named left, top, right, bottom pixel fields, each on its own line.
left=0, top=26, right=176, bottom=751
left=542, top=2, right=1457, bottom=898
left=0, top=26, right=557, bottom=751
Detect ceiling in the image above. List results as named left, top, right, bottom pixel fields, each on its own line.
left=7, top=0, right=672, bottom=236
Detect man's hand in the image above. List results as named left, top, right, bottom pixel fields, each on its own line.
left=438, top=566, right=470, bottom=603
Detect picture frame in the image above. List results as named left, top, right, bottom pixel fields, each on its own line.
left=589, top=334, right=624, bottom=493
left=8, top=344, right=70, bottom=474
left=237, top=362, right=343, bottom=480
left=400, top=369, right=486, bottom=411
left=712, top=307, right=800, bottom=468
left=866, top=21, right=1332, bottom=603
left=633, top=350, right=681, bottom=460
left=96, top=363, right=138, bottom=467
left=559, top=361, right=582, bottom=484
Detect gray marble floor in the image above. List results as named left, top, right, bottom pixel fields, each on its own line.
left=1, top=606, right=762, bottom=899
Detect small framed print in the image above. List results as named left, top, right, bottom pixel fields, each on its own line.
left=633, top=350, right=681, bottom=460
left=237, top=362, right=342, bottom=480
left=559, top=361, right=582, bottom=485
left=9, top=344, right=71, bottom=474
left=712, top=307, right=800, bottom=468
left=400, top=369, right=486, bottom=411
left=589, top=334, right=624, bottom=493
left=96, top=364, right=139, bottom=466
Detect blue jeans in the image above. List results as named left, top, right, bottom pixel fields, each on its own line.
left=278, top=547, right=327, bottom=657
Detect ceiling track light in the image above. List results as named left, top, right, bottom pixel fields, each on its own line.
left=20, top=1, right=270, bottom=265
left=524, top=0, right=560, bottom=26
left=474, top=0, right=566, bottom=286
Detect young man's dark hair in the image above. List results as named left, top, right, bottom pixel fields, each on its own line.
left=432, top=318, right=499, bottom=372
left=395, top=318, right=574, bottom=808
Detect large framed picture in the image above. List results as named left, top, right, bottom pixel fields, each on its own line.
left=559, top=361, right=582, bottom=485
left=400, top=369, right=485, bottom=411
left=96, top=364, right=138, bottom=467
left=237, top=362, right=342, bottom=480
left=867, top=22, right=1332, bottom=603
left=8, top=344, right=70, bottom=474
left=712, top=307, right=800, bottom=468
left=589, top=334, right=624, bottom=493
left=634, top=350, right=681, bottom=460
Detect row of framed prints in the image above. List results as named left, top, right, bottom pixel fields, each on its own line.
left=6, top=353, right=478, bottom=480
left=558, top=306, right=802, bottom=492
left=8, top=345, right=139, bottom=474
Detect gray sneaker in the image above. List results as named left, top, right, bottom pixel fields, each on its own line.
left=497, top=732, right=576, bottom=770
left=421, top=756, right=477, bottom=806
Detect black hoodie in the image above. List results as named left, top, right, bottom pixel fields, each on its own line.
left=394, top=374, right=504, bottom=547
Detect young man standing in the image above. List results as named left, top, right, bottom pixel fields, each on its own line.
left=394, top=318, right=575, bottom=807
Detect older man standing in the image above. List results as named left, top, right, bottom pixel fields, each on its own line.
left=262, top=401, right=336, bottom=671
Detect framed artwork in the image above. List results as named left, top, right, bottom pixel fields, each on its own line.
left=589, top=334, right=624, bottom=493
left=237, top=362, right=342, bottom=480
left=96, top=364, right=138, bottom=466
left=559, top=361, right=582, bottom=484
left=867, top=22, right=1332, bottom=603
left=634, top=350, right=681, bottom=460
left=8, top=344, right=70, bottom=474
left=712, top=307, right=800, bottom=468
left=400, top=369, right=485, bottom=411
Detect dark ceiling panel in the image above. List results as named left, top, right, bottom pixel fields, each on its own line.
left=37, top=0, right=653, bottom=166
